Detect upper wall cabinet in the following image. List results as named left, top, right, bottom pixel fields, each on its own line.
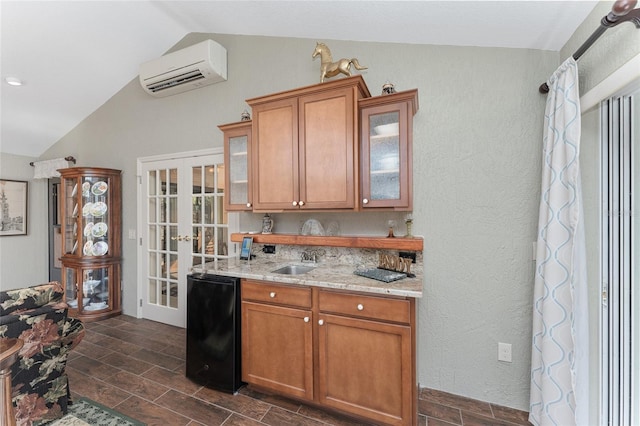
left=359, top=89, right=418, bottom=211
left=247, top=76, right=371, bottom=211
left=219, top=120, right=252, bottom=211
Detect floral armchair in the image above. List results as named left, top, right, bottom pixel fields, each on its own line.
left=0, top=282, right=85, bottom=426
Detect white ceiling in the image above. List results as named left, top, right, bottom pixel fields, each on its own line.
left=1, top=0, right=599, bottom=158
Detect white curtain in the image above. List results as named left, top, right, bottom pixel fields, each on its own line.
left=530, top=57, right=589, bottom=426
left=32, top=158, right=72, bottom=179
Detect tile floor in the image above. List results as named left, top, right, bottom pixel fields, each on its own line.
left=66, top=315, right=531, bottom=426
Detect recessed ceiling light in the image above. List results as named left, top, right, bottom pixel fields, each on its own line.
left=5, top=77, right=23, bottom=86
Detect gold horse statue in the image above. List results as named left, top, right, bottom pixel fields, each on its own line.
left=312, top=42, right=367, bottom=83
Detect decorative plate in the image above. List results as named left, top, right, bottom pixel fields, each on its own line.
left=82, top=202, right=93, bottom=216
left=92, top=241, right=108, bottom=256
left=84, top=303, right=107, bottom=311
left=91, top=202, right=107, bottom=217
left=91, top=222, right=108, bottom=238
left=72, top=241, right=78, bottom=254
left=92, top=181, right=108, bottom=195
left=71, top=183, right=78, bottom=197
left=82, top=182, right=91, bottom=197
left=72, top=203, right=78, bottom=217
left=83, top=222, right=94, bottom=237
left=83, top=241, right=93, bottom=256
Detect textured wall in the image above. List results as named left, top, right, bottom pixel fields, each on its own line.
left=39, top=33, right=558, bottom=410
left=560, top=1, right=640, bottom=94
left=0, top=152, right=49, bottom=290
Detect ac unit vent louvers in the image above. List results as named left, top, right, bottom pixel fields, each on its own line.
left=146, top=69, right=206, bottom=93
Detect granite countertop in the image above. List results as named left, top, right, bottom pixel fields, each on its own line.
left=192, top=256, right=423, bottom=298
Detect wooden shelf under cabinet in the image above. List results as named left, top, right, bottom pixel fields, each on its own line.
left=231, top=233, right=423, bottom=251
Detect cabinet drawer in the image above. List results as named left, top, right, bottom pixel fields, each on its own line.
left=318, top=290, right=411, bottom=324
left=242, top=280, right=312, bottom=308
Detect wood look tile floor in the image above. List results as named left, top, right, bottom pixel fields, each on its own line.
left=66, top=315, right=531, bottom=426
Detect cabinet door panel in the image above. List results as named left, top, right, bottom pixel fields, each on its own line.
left=252, top=98, right=299, bottom=210
left=299, top=89, right=356, bottom=209
left=241, top=301, right=313, bottom=400
left=318, top=313, right=412, bottom=425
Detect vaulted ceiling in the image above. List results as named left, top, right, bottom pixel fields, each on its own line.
left=1, top=1, right=598, bottom=158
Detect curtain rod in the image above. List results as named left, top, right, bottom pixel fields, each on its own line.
left=29, top=156, right=77, bottom=166
left=539, top=0, right=640, bottom=94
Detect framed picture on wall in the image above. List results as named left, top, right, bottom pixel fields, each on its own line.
left=0, top=179, right=28, bottom=236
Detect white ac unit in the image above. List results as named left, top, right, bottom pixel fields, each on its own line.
left=139, top=39, right=227, bottom=98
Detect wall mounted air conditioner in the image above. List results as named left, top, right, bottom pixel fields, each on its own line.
left=139, top=39, right=227, bottom=98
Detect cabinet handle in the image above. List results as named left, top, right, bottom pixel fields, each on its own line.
left=304, top=317, right=310, bottom=323
left=357, top=303, right=364, bottom=311
left=269, top=292, right=276, bottom=298
left=176, top=235, right=183, bottom=241
left=318, top=319, right=324, bottom=325
left=246, top=202, right=252, bottom=208
left=184, top=235, right=191, bottom=241
left=298, top=200, right=305, bottom=206
left=292, top=201, right=298, bottom=206
left=362, top=198, right=369, bottom=204
left=171, top=236, right=178, bottom=241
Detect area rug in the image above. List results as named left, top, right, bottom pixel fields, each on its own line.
left=48, top=398, right=145, bottom=426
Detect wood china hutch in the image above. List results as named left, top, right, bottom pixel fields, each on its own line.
left=59, top=167, right=122, bottom=321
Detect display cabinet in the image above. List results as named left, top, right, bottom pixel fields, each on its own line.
left=219, top=120, right=252, bottom=211
left=359, top=89, right=418, bottom=211
left=59, top=167, right=122, bottom=321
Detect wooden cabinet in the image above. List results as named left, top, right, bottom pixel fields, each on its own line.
left=241, top=281, right=314, bottom=400
left=219, top=120, right=252, bottom=211
left=247, top=76, right=370, bottom=211
left=359, top=89, right=418, bottom=210
left=318, top=290, right=415, bottom=425
left=241, top=280, right=417, bottom=425
left=59, top=167, right=122, bottom=321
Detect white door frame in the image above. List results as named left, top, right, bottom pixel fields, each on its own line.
left=136, top=148, right=238, bottom=321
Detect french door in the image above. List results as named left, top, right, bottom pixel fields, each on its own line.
left=138, top=151, right=232, bottom=327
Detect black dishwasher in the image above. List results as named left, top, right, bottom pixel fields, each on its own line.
left=186, top=273, right=243, bottom=393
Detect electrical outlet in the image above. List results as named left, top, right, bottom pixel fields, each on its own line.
left=263, top=245, right=276, bottom=254
left=498, top=342, right=512, bottom=362
left=399, top=251, right=416, bottom=263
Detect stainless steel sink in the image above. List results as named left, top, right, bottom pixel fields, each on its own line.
left=271, top=265, right=316, bottom=275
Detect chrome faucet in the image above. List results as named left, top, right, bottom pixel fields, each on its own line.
left=301, top=249, right=324, bottom=263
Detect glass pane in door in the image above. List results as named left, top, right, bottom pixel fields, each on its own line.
left=369, top=111, right=400, bottom=200
left=147, top=168, right=179, bottom=310
left=191, top=164, right=229, bottom=268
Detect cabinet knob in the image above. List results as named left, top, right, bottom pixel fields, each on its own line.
left=318, top=319, right=324, bottom=326
left=269, top=292, right=276, bottom=298
left=246, top=202, right=252, bottom=208
left=304, top=317, right=310, bottom=323
left=292, top=201, right=298, bottom=206
left=298, top=200, right=305, bottom=206
left=363, top=198, right=369, bottom=204
left=184, top=235, right=191, bottom=241
left=357, top=303, right=364, bottom=311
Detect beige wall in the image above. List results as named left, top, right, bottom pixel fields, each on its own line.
left=0, top=153, right=49, bottom=290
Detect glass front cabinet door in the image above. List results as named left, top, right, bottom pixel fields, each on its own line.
left=59, top=167, right=122, bottom=321
left=359, top=89, right=418, bottom=210
left=220, top=120, right=252, bottom=211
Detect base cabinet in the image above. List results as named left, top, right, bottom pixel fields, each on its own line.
left=241, top=281, right=314, bottom=400
left=241, top=280, right=416, bottom=425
